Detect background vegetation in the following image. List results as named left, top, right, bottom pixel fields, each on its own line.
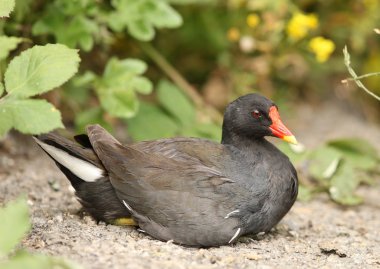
left=1, top=1, right=380, bottom=267
left=1, top=1, right=380, bottom=205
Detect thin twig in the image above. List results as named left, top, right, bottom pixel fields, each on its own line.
left=341, top=72, right=380, bottom=83
left=140, top=43, right=223, bottom=124
left=342, top=46, right=380, bottom=101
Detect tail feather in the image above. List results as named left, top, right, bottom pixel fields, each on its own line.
left=34, top=133, right=105, bottom=183
left=34, top=132, right=131, bottom=223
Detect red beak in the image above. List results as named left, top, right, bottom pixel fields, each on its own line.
left=268, top=106, right=297, bottom=144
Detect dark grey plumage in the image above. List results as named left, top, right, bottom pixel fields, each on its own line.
left=35, top=93, right=298, bottom=247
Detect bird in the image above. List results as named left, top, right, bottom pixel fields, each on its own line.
left=34, top=93, right=298, bottom=247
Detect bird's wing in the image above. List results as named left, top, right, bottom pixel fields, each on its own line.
left=86, top=124, right=253, bottom=246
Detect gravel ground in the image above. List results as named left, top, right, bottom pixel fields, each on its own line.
left=1, top=101, right=379, bottom=269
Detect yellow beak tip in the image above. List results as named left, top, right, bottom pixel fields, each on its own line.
left=283, top=135, right=298, bottom=145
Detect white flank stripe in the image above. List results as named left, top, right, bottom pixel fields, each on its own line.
left=224, top=209, right=240, bottom=219
left=35, top=138, right=103, bottom=182
left=122, top=200, right=133, bottom=211
left=228, top=228, right=241, bottom=244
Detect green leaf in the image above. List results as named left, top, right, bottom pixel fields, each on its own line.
left=157, top=80, right=195, bottom=126
left=308, top=146, right=342, bottom=183
left=4, top=44, right=80, bottom=98
left=108, top=0, right=182, bottom=41
left=0, top=197, right=30, bottom=256
left=0, top=103, right=13, bottom=137
left=0, top=0, right=15, bottom=17
left=2, top=251, right=83, bottom=269
left=127, top=102, right=179, bottom=141
left=329, top=163, right=363, bottom=205
left=0, top=99, right=63, bottom=135
left=328, top=138, right=378, bottom=159
left=149, top=1, right=182, bottom=28
left=96, top=58, right=151, bottom=118
left=130, top=76, right=153, bottom=94
left=102, top=58, right=148, bottom=85
left=0, top=36, right=23, bottom=61
left=98, top=88, right=139, bottom=118
left=128, top=19, right=155, bottom=41
left=32, top=0, right=98, bottom=51
left=0, top=82, right=4, bottom=96
left=328, top=138, right=379, bottom=170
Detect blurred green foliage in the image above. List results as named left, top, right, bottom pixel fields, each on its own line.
left=0, top=197, right=82, bottom=269
left=279, top=138, right=380, bottom=205
left=1, top=0, right=379, bottom=138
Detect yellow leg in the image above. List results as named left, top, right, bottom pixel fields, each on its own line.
left=112, top=217, right=138, bottom=226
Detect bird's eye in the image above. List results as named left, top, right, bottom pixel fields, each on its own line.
left=251, top=110, right=262, bottom=119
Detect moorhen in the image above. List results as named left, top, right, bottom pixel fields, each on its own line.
left=34, top=93, right=298, bottom=247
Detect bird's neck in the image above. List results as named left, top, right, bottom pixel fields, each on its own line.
left=221, top=128, right=268, bottom=151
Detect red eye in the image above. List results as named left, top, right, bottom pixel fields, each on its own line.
left=251, top=110, right=262, bottom=119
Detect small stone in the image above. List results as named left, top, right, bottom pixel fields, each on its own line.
left=288, top=230, right=299, bottom=238
left=319, top=241, right=347, bottom=258
left=48, top=179, right=61, bottom=192
left=245, top=253, right=261, bottom=260
left=54, top=214, right=63, bottom=223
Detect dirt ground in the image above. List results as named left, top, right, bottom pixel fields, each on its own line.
left=1, top=101, right=380, bottom=269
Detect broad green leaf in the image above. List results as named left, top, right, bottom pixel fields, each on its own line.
left=130, top=76, right=153, bottom=94
left=308, top=146, right=342, bottom=183
left=329, top=163, right=363, bottom=205
left=127, top=102, right=179, bottom=141
left=0, top=0, right=15, bottom=17
left=149, top=1, right=182, bottom=28
left=32, top=1, right=97, bottom=51
left=328, top=138, right=378, bottom=159
left=5, top=44, right=80, bottom=98
left=328, top=138, right=378, bottom=170
left=98, top=88, right=139, bottom=118
left=0, top=36, right=23, bottom=61
left=157, top=80, right=195, bottom=126
left=0, top=197, right=30, bottom=256
left=103, top=58, right=147, bottom=84
left=0, top=103, right=13, bottom=137
left=0, top=99, right=63, bottom=134
left=128, top=19, right=155, bottom=41
left=2, top=251, right=83, bottom=269
left=117, top=59, right=147, bottom=75
left=108, top=0, right=182, bottom=41
left=96, top=58, right=151, bottom=118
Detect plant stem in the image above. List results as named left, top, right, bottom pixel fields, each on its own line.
left=342, top=46, right=380, bottom=101
left=342, top=72, right=380, bottom=82
left=140, top=43, right=223, bottom=124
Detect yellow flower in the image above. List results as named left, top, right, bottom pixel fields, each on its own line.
left=287, top=13, right=319, bottom=40
left=309, top=37, right=335, bottom=62
left=246, top=14, right=260, bottom=28
left=227, top=27, right=240, bottom=42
